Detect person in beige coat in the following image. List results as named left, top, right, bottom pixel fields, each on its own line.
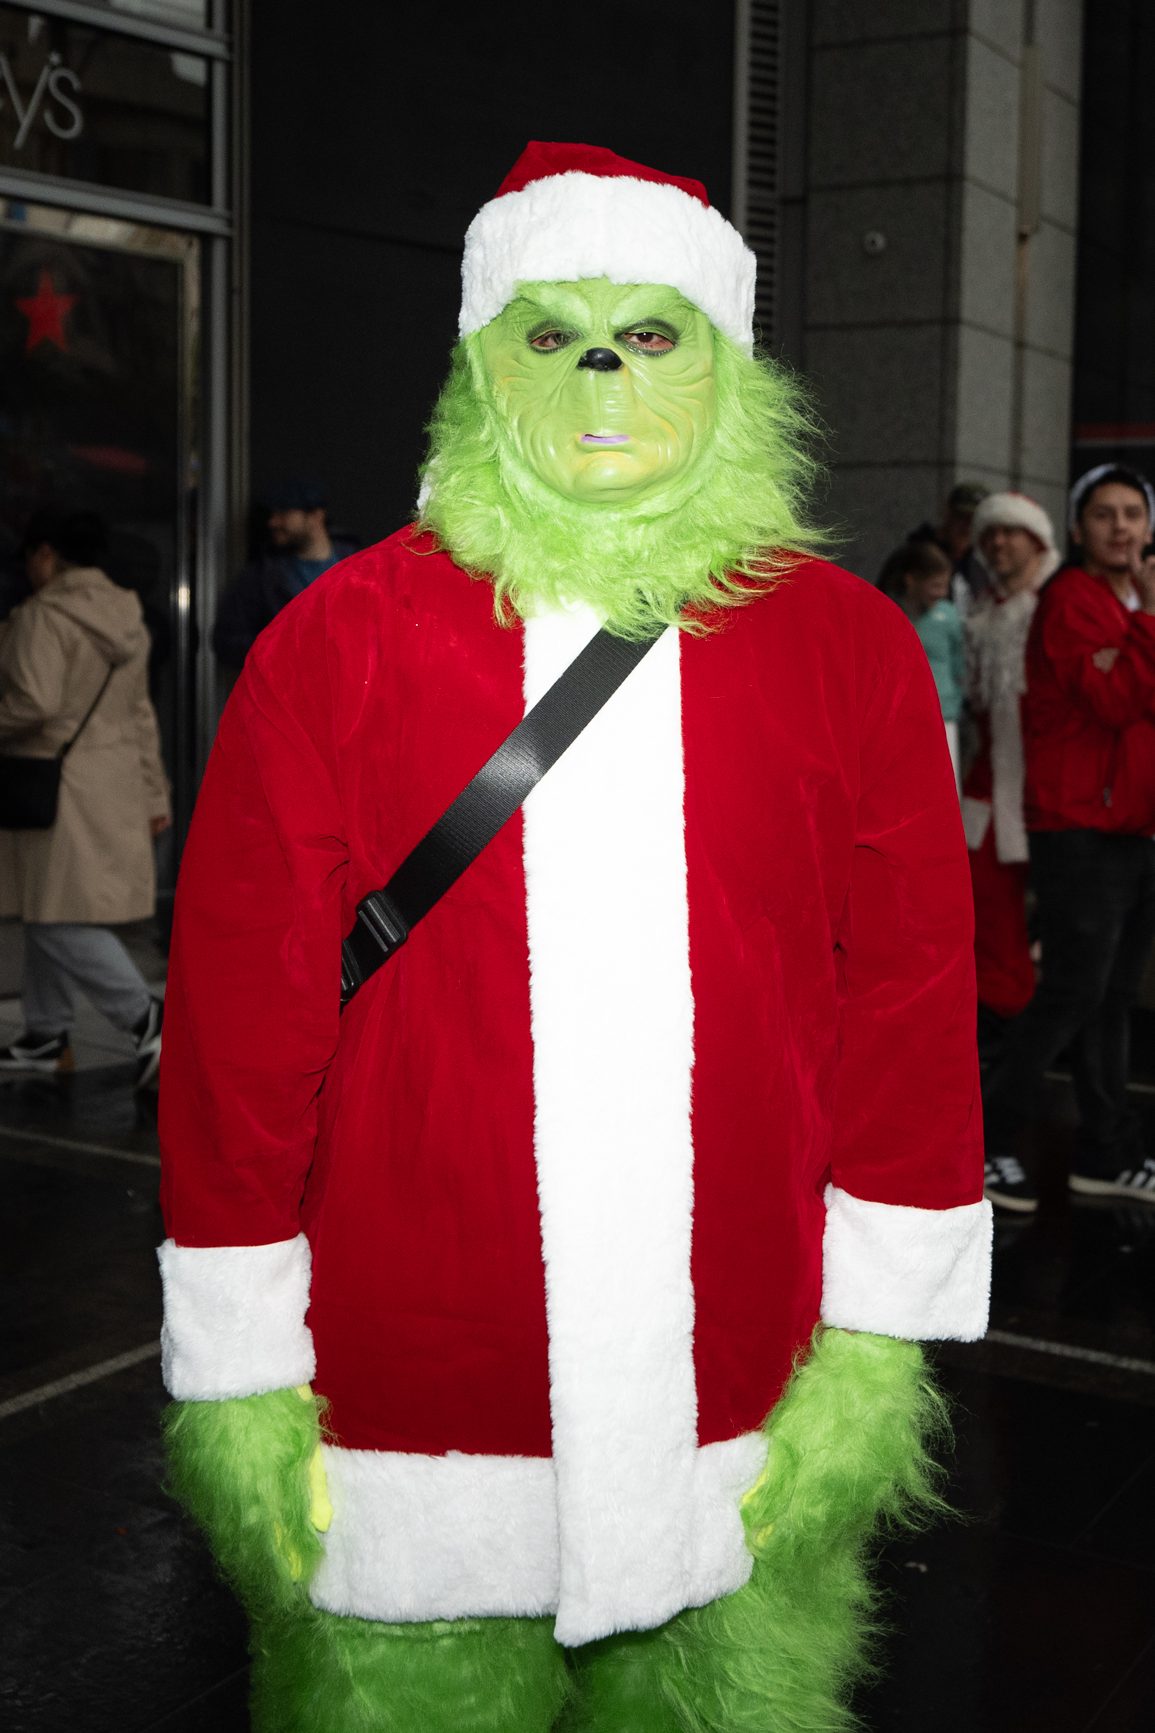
left=0, top=510, right=171, bottom=1085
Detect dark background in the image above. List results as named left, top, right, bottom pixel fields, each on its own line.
left=247, top=0, right=737, bottom=546
left=1072, top=0, right=1155, bottom=479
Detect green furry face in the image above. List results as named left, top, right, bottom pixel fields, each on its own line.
left=475, top=280, right=716, bottom=506
left=420, top=287, right=824, bottom=637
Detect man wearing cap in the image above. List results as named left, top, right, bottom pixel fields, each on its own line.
left=910, top=479, right=989, bottom=616
left=962, top=492, right=1061, bottom=1077
left=211, top=479, right=356, bottom=670
left=981, top=465, right=1155, bottom=1212
left=159, top=143, right=989, bottom=1731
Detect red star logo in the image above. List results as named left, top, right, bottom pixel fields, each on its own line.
left=16, top=269, right=78, bottom=353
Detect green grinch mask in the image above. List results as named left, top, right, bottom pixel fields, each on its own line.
left=475, top=281, right=716, bottom=507
left=420, top=276, right=825, bottom=637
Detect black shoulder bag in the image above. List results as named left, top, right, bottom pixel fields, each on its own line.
left=340, top=625, right=659, bottom=1007
left=0, top=665, right=115, bottom=831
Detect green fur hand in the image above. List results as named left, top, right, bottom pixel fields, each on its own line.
left=164, top=1386, right=328, bottom=1616
left=743, top=1327, right=950, bottom=1561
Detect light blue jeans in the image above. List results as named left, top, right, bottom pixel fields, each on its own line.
left=23, top=922, right=152, bottom=1036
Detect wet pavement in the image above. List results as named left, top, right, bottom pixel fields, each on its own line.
left=2, top=980, right=1154, bottom=1731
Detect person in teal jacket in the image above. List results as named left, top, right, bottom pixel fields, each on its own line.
left=880, top=538, right=966, bottom=784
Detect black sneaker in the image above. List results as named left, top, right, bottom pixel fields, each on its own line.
left=133, top=996, right=163, bottom=1089
left=984, top=1154, right=1039, bottom=1213
left=0, top=1030, right=74, bottom=1074
left=1069, top=1157, right=1155, bottom=1204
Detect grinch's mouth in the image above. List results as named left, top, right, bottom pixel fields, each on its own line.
left=581, top=433, right=630, bottom=445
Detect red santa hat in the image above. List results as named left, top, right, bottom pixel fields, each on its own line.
left=460, top=140, right=757, bottom=355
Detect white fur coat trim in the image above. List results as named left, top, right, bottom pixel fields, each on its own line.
left=966, top=589, right=1042, bottom=864
left=158, top=1234, right=316, bottom=1399
left=460, top=173, right=757, bottom=353
left=820, top=1185, right=992, bottom=1342
left=308, top=1433, right=766, bottom=1634
left=522, top=607, right=712, bottom=1645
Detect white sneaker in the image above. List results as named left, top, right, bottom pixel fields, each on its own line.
left=0, top=1031, right=74, bottom=1074
left=134, top=997, right=163, bottom=1089
left=1069, top=1157, right=1155, bottom=1203
left=984, top=1154, right=1039, bottom=1213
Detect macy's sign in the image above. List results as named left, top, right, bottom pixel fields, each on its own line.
left=0, top=50, right=83, bottom=151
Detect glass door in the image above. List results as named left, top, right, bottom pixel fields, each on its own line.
left=0, top=198, right=199, bottom=907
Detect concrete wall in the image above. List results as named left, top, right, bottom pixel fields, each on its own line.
left=785, top=0, right=1083, bottom=579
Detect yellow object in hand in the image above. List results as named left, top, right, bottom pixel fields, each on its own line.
left=272, top=1385, right=335, bottom=1582
left=295, top=1384, right=333, bottom=1533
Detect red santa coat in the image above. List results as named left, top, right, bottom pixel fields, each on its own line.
left=158, top=530, right=990, bottom=1645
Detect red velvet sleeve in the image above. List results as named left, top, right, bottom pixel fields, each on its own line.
left=831, top=614, right=984, bottom=1212
left=158, top=617, right=348, bottom=1249
left=820, top=608, right=989, bottom=1341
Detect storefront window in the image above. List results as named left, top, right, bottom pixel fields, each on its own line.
left=85, top=2, right=211, bottom=27
left=0, top=5, right=212, bottom=205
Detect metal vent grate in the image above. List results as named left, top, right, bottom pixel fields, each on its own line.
left=732, top=0, right=783, bottom=347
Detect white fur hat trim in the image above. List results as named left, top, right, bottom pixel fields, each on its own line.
left=972, top=491, right=1057, bottom=553
left=460, top=172, right=757, bottom=354
left=1068, top=463, right=1155, bottom=533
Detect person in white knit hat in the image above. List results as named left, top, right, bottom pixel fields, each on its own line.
left=962, top=491, right=1061, bottom=1128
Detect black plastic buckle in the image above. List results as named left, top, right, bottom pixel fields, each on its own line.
left=340, top=892, right=410, bottom=1009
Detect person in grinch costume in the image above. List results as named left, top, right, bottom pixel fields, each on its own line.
left=159, top=142, right=992, bottom=1732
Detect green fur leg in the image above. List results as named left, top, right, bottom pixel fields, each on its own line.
left=567, top=1329, right=948, bottom=1733
left=251, top=1608, right=570, bottom=1733
left=563, top=1628, right=682, bottom=1732
left=163, top=1389, right=326, bottom=1617
left=566, top=1545, right=864, bottom=1733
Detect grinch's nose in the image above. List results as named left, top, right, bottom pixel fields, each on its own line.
left=577, top=347, right=623, bottom=372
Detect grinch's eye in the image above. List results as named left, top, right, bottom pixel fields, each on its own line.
left=528, top=328, right=576, bottom=352
left=620, top=327, right=676, bottom=355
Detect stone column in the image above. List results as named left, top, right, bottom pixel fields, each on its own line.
left=787, top=0, right=1083, bottom=577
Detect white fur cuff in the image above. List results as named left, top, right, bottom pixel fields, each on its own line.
left=158, top=1234, right=316, bottom=1400
left=820, top=1185, right=992, bottom=1341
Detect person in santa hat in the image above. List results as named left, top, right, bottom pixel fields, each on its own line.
left=961, top=493, right=1061, bottom=1109
left=159, top=142, right=990, bottom=1732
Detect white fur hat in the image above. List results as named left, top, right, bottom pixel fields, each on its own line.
left=972, top=491, right=1058, bottom=553
left=460, top=140, right=756, bottom=355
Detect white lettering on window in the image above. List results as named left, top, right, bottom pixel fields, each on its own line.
left=0, top=52, right=84, bottom=151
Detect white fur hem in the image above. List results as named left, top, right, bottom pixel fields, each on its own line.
left=820, top=1185, right=992, bottom=1341
left=158, top=1234, right=316, bottom=1399
left=308, top=1433, right=766, bottom=1645
left=460, top=173, right=756, bottom=352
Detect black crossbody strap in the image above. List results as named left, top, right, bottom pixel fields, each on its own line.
left=340, top=626, right=660, bottom=1007
left=57, top=664, right=115, bottom=761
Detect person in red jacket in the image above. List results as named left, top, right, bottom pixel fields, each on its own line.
left=982, top=464, right=1155, bottom=1211
left=157, top=143, right=990, bottom=1732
